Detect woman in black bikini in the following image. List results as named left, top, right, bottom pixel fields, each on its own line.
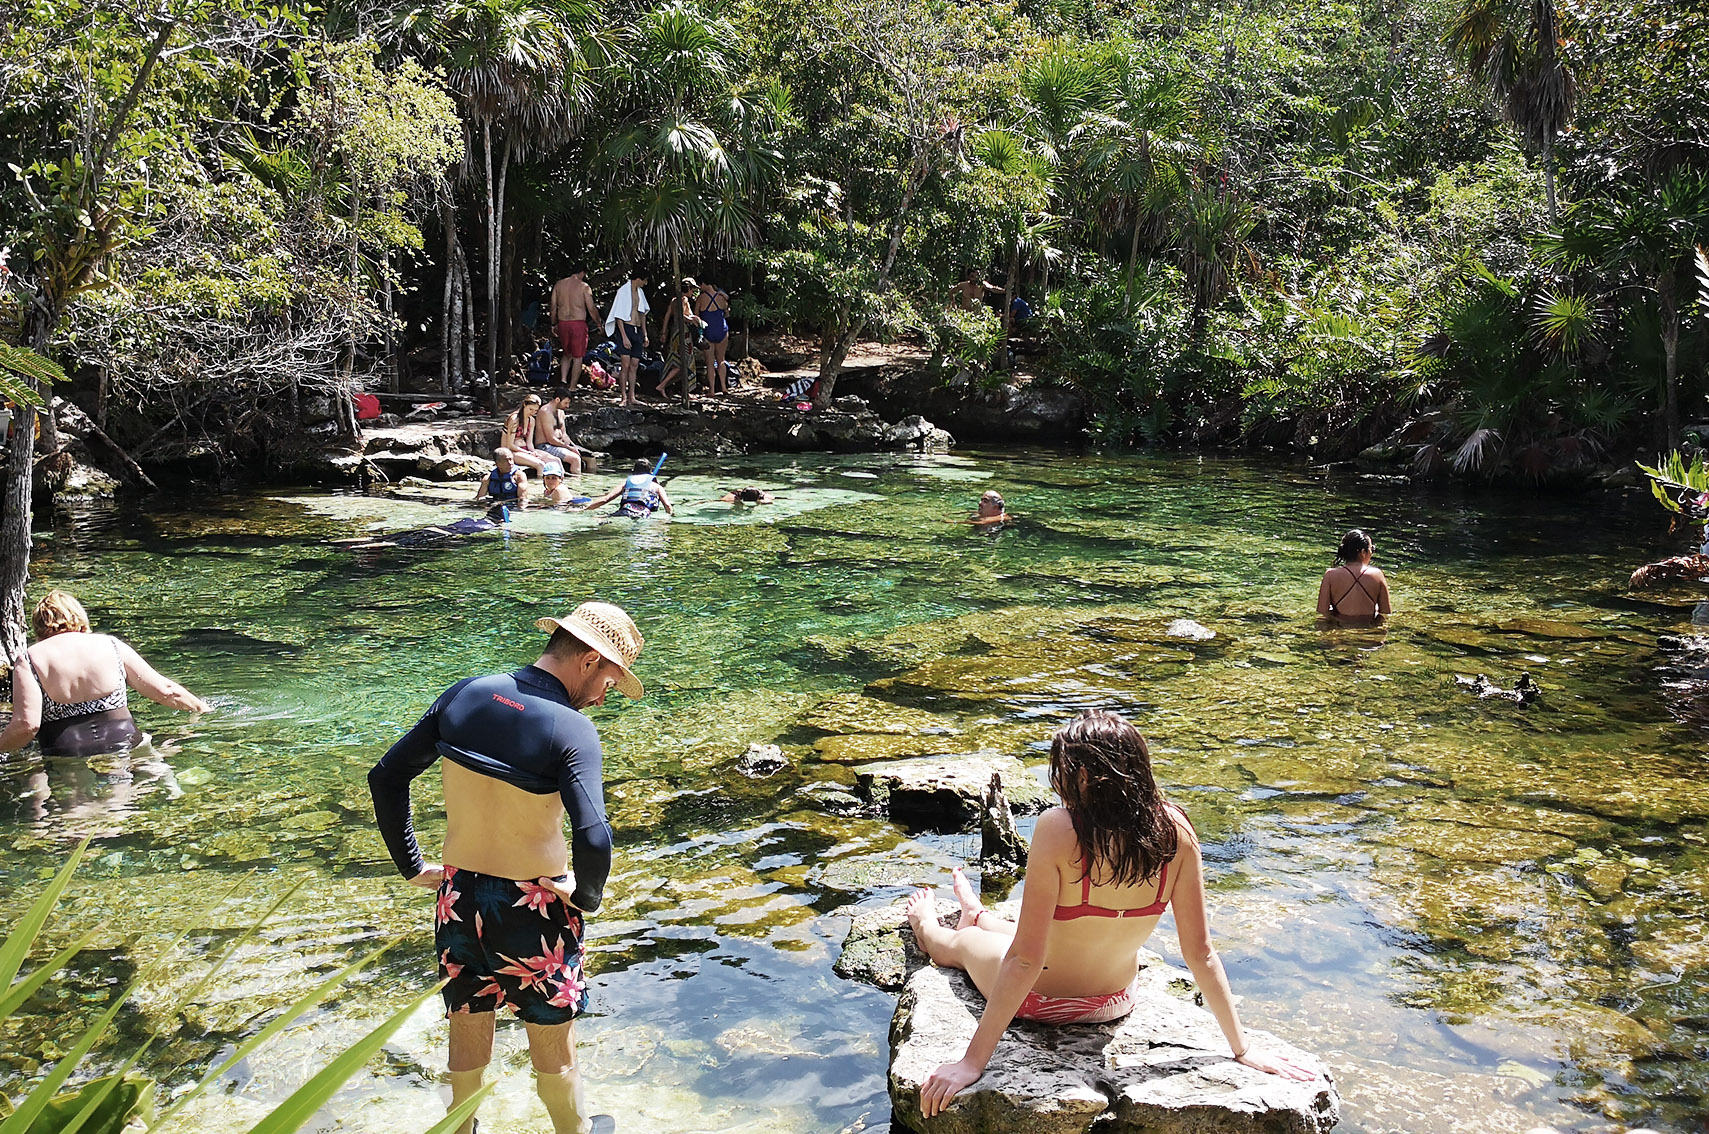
left=1316, top=529, right=1391, bottom=620
left=0, top=590, right=209, bottom=759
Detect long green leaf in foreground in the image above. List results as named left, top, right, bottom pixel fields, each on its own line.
left=419, top=1081, right=495, bottom=1134
left=240, top=979, right=447, bottom=1134
left=149, top=943, right=393, bottom=1131
left=0, top=930, right=97, bottom=1020
left=0, top=838, right=90, bottom=991
left=0, top=972, right=143, bottom=1134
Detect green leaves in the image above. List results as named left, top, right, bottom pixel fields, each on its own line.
left=1530, top=289, right=1595, bottom=356
left=0, top=344, right=59, bottom=407
left=0, top=846, right=433, bottom=1134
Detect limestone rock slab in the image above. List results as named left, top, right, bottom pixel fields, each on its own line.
left=889, top=956, right=1339, bottom=1134
left=855, top=754, right=1050, bottom=830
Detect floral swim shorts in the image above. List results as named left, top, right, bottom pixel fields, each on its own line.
left=435, top=865, right=590, bottom=1024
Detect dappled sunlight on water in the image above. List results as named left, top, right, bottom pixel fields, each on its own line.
left=1, top=450, right=1706, bottom=1132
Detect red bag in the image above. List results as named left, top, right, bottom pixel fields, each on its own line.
left=353, top=393, right=382, bottom=421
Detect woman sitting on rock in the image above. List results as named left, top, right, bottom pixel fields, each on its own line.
left=906, top=709, right=1313, bottom=1118
left=500, top=393, right=550, bottom=479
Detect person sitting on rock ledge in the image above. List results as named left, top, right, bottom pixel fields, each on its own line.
left=906, top=709, right=1315, bottom=1119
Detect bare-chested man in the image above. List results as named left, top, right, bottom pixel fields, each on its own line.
left=951, top=268, right=1000, bottom=311
left=550, top=267, right=598, bottom=391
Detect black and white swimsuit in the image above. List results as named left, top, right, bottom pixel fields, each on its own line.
left=30, top=636, right=142, bottom=758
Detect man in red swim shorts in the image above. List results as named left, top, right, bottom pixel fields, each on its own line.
left=550, top=266, right=597, bottom=391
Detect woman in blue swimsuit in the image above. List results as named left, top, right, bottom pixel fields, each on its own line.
left=694, top=279, right=733, bottom=394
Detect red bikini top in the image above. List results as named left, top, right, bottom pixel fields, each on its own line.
left=1054, top=859, right=1170, bottom=920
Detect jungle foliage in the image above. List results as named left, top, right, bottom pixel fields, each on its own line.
left=1, top=0, right=1706, bottom=475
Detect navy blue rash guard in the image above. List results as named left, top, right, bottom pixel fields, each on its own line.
left=368, top=666, right=613, bottom=912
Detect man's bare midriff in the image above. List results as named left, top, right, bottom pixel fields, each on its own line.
left=441, top=760, right=569, bottom=880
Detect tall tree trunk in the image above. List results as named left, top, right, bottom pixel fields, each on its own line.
left=1541, top=129, right=1558, bottom=226
left=1124, top=219, right=1142, bottom=315
left=458, top=250, right=479, bottom=404
left=673, top=243, right=693, bottom=407
left=441, top=203, right=456, bottom=396
left=814, top=147, right=931, bottom=405
left=0, top=304, right=55, bottom=658
left=340, top=184, right=361, bottom=440
left=483, top=121, right=497, bottom=379
left=449, top=260, right=465, bottom=393
left=496, top=136, right=513, bottom=369
left=1661, top=274, right=1681, bottom=449
left=384, top=255, right=397, bottom=395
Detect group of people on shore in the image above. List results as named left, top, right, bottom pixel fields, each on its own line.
left=545, top=267, right=735, bottom=407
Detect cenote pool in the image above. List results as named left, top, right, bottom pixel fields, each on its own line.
left=1, top=449, right=1705, bottom=1133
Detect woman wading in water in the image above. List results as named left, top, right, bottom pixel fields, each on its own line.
left=1316, top=528, right=1391, bottom=621
left=0, top=589, right=209, bottom=758
left=906, top=710, right=1314, bottom=1118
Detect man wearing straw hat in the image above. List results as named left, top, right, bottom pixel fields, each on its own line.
left=369, top=602, right=643, bottom=1134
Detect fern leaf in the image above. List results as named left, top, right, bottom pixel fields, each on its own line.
left=0, top=344, right=59, bottom=408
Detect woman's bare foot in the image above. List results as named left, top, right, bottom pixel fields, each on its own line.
left=950, top=867, right=983, bottom=928
left=905, top=887, right=954, bottom=958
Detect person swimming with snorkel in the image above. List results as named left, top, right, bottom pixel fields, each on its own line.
left=580, top=458, right=674, bottom=518
left=717, top=487, right=774, bottom=505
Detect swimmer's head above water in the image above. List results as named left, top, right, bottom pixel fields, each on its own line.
left=1334, top=529, right=1374, bottom=566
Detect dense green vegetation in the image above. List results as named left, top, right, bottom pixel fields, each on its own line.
left=1, top=0, right=1705, bottom=481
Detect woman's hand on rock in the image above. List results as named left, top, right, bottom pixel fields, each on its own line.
left=1237, top=1046, right=1317, bottom=1081
left=920, top=1057, right=983, bottom=1117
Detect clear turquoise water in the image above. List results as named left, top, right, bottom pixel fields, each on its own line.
left=1, top=449, right=1705, bottom=1133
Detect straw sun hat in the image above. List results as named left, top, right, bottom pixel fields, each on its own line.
left=536, top=602, right=645, bottom=699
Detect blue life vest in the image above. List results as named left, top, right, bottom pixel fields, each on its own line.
left=620, top=473, right=656, bottom=510
left=487, top=467, right=521, bottom=502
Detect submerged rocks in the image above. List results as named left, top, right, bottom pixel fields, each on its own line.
left=888, top=949, right=1340, bottom=1134
left=736, top=742, right=788, bottom=777
left=856, top=755, right=1050, bottom=830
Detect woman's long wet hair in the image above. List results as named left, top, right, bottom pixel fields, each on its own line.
left=1333, top=529, right=1373, bottom=567
left=1050, top=710, right=1177, bottom=887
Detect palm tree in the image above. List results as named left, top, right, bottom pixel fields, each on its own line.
left=1445, top=0, right=1575, bottom=223
left=1549, top=171, right=1709, bottom=447
left=1078, top=53, right=1192, bottom=314
left=396, top=0, right=606, bottom=380
left=600, top=2, right=786, bottom=404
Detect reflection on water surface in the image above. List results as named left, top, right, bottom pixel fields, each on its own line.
left=1, top=450, right=1705, bottom=1133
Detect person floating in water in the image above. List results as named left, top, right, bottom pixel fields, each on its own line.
left=538, top=461, right=575, bottom=505
left=474, top=448, right=529, bottom=512
left=1316, top=528, right=1391, bottom=620
left=580, top=458, right=674, bottom=518
left=0, top=589, right=210, bottom=759
left=717, top=487, right=774, bottom=505
left=955, top=490, right=1011, bottom=527
left=906, top=710, right=1317, bottom=1119
left=369, top=602, right=642, bottom=1134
